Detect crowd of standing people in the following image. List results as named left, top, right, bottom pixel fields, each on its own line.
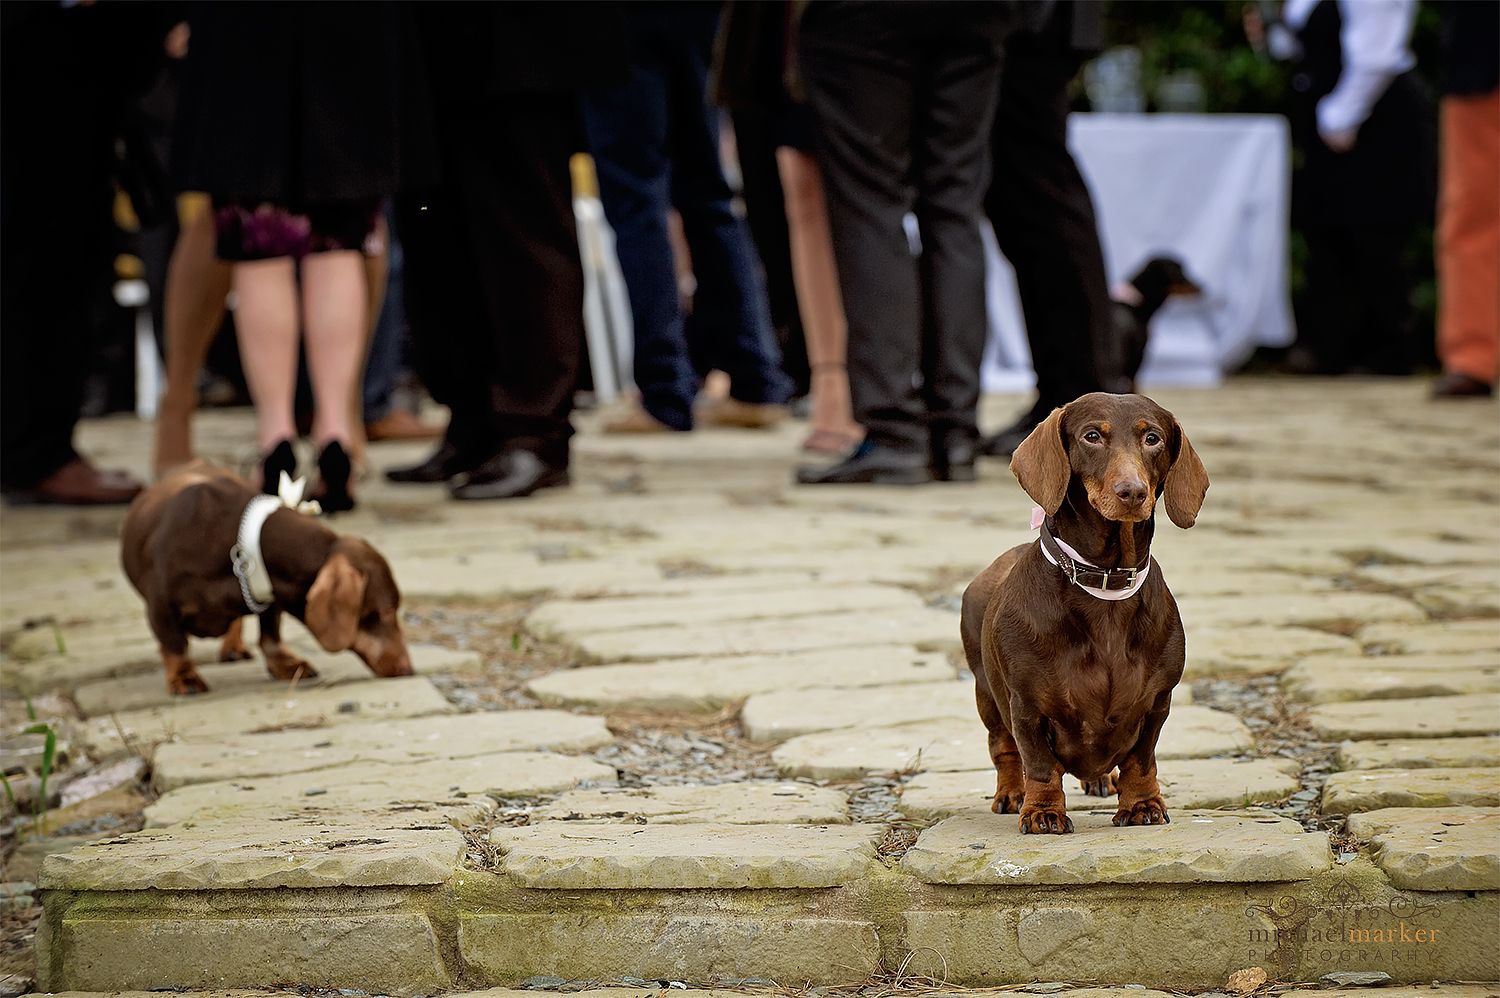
left=1, top=1, right=1495, bottom=508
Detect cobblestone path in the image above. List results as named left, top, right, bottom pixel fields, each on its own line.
left=2, top=380, right=1496, bottom=995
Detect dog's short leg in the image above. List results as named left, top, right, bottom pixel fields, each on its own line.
left=259, top=607, right=319, bottom=683
left=1009, top=711, right=1073, bottom=833
left=218, top=617, right=253, bottom=662
left=974, top=680, right=1025, bottom=813
left=1080, top=770, right=1118, bottom=797
left=1113, top=694, right=1171, bottom=827
left=149, top=606, right=208, bottom=695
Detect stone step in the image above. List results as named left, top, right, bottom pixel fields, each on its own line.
left=742, top=681, right=1193, bottom=743
left=525, top=584, right=923, bottom=638
left=1307, top=693, right=1500, bottom=740
left=534, top=782, right=848, bottom=824
left=1337, top=734, right=1500, bottom=770
left=1283, top=660, right=1499, bottom=703
left=1359, top=619, right=1500, bottom=655
left=146, top=751, right=618, bottom=827
left=1323, top=766, right=1500, bottom=815
left=1176, top=591, right=1426, bottom=629
left=1347, top=805, right=1500, bottom=837
left=526, top=645, right=951, bottom=713
left=24, top=990, right=1500, bottom=998
left=70, top=642, right=478, bottom=716
left=488, top=822, right=883, bottom=889
left=898, top=758, right=1302, bottom=820
left=570, top=606, right=961, bottom=662
left=772, top=706, right=1254, bottom=781
left=151, top=709, right=612, bottom=791
left=902, top=811, right=1330, bottom=885
left=1184, top=624, right=1359, bottom=677
left=1363, top=810, right=1500, bottom=891
left=78, top=675, right=455, bottom=758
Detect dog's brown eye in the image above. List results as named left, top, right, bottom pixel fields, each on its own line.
left=1083, top=430, right=1102, bottom=444
left=1144, top=432, right=1162, bottom=446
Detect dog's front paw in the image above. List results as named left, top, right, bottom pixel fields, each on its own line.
left=265, top=652, right=319, bottom=683
left=1112, top=795, right=1170, bottom=826
left=1079, top=771, right=1118, bottom=797
left=218, top=642, right=253, bottom=662
left=1018, top=803, right=1073, bottom=834
left=167, top=667, right=210, bottom=696
left=991, top=788, right=1024, bottom=814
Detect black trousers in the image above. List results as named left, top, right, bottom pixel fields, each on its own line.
left=800, top=1, right=1010, bottom=452
left=1300, top=222, right=1416, bottom=374
left=986, top=37, right=1115, bottom=408
left=397, top=95, right=585, bottom=466
left=0, top=7, right=127, bottom=488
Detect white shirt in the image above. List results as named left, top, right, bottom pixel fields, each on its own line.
left=1277, top=0, right=1417, bottom=139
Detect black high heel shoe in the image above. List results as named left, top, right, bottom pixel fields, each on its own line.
left=261, top=440, right=297, bottom=496
left=316, top=440, right=356, bottom=514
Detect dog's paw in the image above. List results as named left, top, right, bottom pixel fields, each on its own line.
left=1079, top=771, right=1118, bottom=797
left=1018, top=803, right=1074, bottom=834
left=167, top=669, right=210, bottom=696
left=218, top=643, right=253, bottom=663
left=991, top=789, right=1024, bottom=814
left=265, top=653, right=319, bottom=683
left=1112, top=795, right=1170, bottom=826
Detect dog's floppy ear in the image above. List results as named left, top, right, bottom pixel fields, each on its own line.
left=305, top=552, right=367, bottom=652
left=1163, top=423, right=1209, bottom=528
left=1010, top=406, right=1070, bottom=515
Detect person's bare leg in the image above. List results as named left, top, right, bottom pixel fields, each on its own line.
left=232, top=258, right=300, bottom=456
left=154, top=200, right=232, bottom=476
left=777, top=147, right=860, bottom=452
left=302, top=250, right=367, bottom=449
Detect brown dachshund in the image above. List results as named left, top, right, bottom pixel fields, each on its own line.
left=121, top=462, right=413, bottom=695
left=962, top=393, right=1208, bottom=834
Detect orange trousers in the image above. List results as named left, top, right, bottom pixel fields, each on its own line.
left=1437, top=88, right=1500, bottom=384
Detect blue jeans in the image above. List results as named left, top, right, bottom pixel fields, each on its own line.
left=581, top=5, right=790, bottom=430
left=363, top=201, right=404, bottom=424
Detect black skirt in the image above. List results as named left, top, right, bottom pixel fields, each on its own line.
left=171, top=2, right=409, bottom=203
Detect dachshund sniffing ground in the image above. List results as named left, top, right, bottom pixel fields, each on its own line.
left=961, top=393, right=1209, bottom=833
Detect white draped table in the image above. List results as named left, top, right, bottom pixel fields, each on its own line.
left=983, top=112, right=1295, bottom=390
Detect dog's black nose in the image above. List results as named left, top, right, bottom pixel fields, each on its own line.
left=1114, top=479, right=1147, bottom=505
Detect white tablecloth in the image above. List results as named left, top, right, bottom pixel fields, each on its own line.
left=983, top=113, right=1295, bottom=390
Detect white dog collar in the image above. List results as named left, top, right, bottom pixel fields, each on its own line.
left=1032, top=506, right=1151, bottom=602
left=231, top=474, right=321, bottom=613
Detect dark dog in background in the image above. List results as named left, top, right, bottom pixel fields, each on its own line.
left=1109, top=256, right=1204, bottom=391
left=962, top=392, right=1208, bottom=833
left=121, top=463, right=413, bottom=694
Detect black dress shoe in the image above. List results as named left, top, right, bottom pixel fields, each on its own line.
left=449, top=449, right=570, bottom=500
left=932, top=437, right=978, bottom=483
left=315, top=440, right=356, bottom=514
left=1431, top=372, right=1495, bottom=398
left=385, top=442, right=469, bottom=484
left=795, top=441, right=932, bottom=485
left=980, top=399, right=1055, bottom=459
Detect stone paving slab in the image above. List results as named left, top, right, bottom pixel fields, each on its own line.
left=1366, top=811, right=1500, bottom=890
left=773, top=705, right=1254, bottom=780
left=78, top=675, right=455, bottom=757
left=1346, top=804, right=1500, bottom=837
left=572, top=606, right=961, bottom=662
left=4, top=635, right=234, bottom=695
left=534, top=781, right=848, bottom=824
left=146, top=751, right=617, bottom=826
left=743, top=681, right=1192, bottom=742
left=1283, top=660, right=1499, bottom=703
left=526, top=645, right=951, bottom=712
left=1323, top=766, right=1500, bottom=814
left=1338, top=734, right=1500, bottom=770
left=151, top=709, right=613, bottom=790
left=898, top=758, right=1302, bottom=819
left=1175, top=591, right=1427, bottom=629
left=525, top=584, right=923, bottom=638
left=1184, top=624, right=1359, bottom=676
left=69, top=643, right=478, bottom=716
left=1307, top=693, right=1500, bottom=740
left=902, top=810, right=1329, bottom=884
left=1359, top=619, right=1500, bottom=655
left=40, top=812, right=465, bottom=890
left=489, top=822, right=882, bottom=888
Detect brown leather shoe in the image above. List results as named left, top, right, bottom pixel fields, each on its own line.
left=365, top=408, right=445, bottom=441
left=10, top=458, right=144, bottom=505
left=698, top=398, right=788, bottom=429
